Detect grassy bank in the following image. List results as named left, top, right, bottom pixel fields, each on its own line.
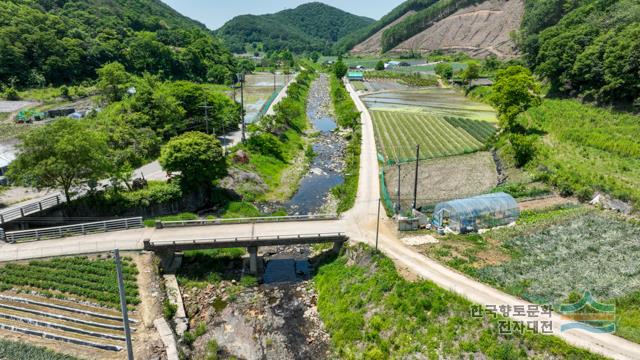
left=515, top=99, right=640, bottom=208
left=365, top=71, right=439, bottom=87
left=314, top=244, right=604, bottom=359
left=232, top=69, right=317, bottom=202
left=330, top=77, right=361, bottom=213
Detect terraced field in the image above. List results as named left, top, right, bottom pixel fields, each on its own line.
left=0, top=256, right=139, bottom=357
left=371, top=110, right=496, bottom=162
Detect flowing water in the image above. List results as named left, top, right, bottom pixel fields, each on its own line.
left=284, top=74, right=346, bottom=215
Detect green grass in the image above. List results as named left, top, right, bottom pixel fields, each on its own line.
left=0, top=256, right=139, bottom=309
left=314, top=244, right=604, bottom=359
left=518, top=99, right=640, bottom=208
left=144, top=212, right=199, bottom=227
left=371, top=110, right=495, bottom=163
left=219, top=201, right=261, bottom=218
left=0, top=339, right=81, bottom=360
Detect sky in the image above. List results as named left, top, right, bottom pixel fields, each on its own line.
left=161, top=1, right=406, bottom=30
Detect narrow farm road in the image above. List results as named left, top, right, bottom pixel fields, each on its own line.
left=342, top=80, right=640, bottom=360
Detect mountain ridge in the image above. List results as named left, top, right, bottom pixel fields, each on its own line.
left=216, top=2, right=374, bottom=54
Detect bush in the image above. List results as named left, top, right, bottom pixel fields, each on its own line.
left=163, top=299, right=177, bottom=320
left=3, top=87, right=19, bottom=100
left=246, top=133, right=285, bottom=161
left=576, top=186, right=594, bottom=202
left=509, top=134, right=537, bottom=167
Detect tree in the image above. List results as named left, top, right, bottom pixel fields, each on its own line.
left=159, top=132, right=226, bottom=189
left=310, top=51, right=321, bottom=63
left=434, top=62, right=453, bottom=80
left=7, top=119, right=110, bottom=203
left=97, top=62, right=130, bottom=103
left=333, top=60, right=348, bottom=79
left=460, top=62, right=480, bottom=85
left=375, top=60, right=385, bottom=71
left=489, top=66, right=542, bottom=132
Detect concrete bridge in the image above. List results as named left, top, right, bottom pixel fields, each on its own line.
left=144, top=232, right=348, bottom=274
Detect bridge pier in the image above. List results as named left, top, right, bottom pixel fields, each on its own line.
left=332, top=241, right=343, bottom=254
left=248, top=246, right=259, bottom=275
left=158, top=251, right=183, bottom=274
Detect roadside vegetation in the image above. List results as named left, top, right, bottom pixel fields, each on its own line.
left=314, top=244, right=604, bottom=359
left=329, top=76, right=361, bottom=213
left=0, top=256, right=139, bottom=309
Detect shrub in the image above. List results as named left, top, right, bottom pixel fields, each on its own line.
left=246, top=133, right=285, bottom=161
left=509, top=134, right=537, bottom=167
left=163, top=299, right=177, bottom=320
left=576, top=186, right=594, bottom=202
left=3, top=87, right=19, bottom=100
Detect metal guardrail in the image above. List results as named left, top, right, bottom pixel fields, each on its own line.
left=0, top=194, right=64, bottom=224
left=4, top=217, right=143, bottom=243
left=147, top=232, right=347, bottom=249
left=157, top=214, right=339, bottom=229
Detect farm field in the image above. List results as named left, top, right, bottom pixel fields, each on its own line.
left=241, top=72, right=289, bottom=124
left=384, top=152, right=497, bottom=210
left=364, top=87, right=497, bottom=122
left=416, top=205, right=640, bottom=344
left=371, top=109, right=496, bottom=162
left=0, top=256, right=140, bottom=358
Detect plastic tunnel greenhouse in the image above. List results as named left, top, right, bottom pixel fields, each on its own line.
left=432, top=192, right=520, bottom=234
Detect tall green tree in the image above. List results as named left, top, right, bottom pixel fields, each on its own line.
left=7, top=119, right=110, bottom=203
left=97, top=62, right=130, bottom=103
left=489, top=66, right=542, bottom=132
left=333, top=60, right=348, bottom=79
left=434, top=63, right=453, bottom=80
left=159, top=132, right=226, bottom=190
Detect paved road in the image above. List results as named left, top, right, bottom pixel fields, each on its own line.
left=1, top=79, right=639, bottom=359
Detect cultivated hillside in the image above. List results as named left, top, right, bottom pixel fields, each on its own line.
left=391, top=0, right=524, bottom=58
left=349, top=0, right=524, bottom=58
left=217, top=2, right=374, bottom=54
left=0, top=0, right=236, bottom=86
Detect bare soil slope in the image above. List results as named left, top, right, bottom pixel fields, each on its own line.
left=350, top=11, right=417, bottom=55
left=392, top=0, right=524, bottom=58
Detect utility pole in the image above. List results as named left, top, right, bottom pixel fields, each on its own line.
left=114, top=249, right=134, bottom=360
left=413, top=144, right=420, bottom=210
left=237, top=72, right=246, bottom=143
left=200, top=97, right=213, bottom=135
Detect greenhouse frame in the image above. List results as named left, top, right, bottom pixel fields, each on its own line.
left=432, top=192, right=520, bottom=233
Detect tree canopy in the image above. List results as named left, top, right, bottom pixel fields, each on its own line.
left=217, top=2, right=373, bottom=54
left=7, top=118, right=110, bottom=202
left=489, top=66, right=541, bottom=132
left=0, top=0, right=237, bottom=87
left=520, top=0, right=640, bottom=105
left=159, top=132, right=227, bottom=189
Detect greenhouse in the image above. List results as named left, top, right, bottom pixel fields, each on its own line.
left=432, top=192, right=520, bottom=233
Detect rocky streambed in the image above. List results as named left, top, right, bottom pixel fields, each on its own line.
left=285, top=74, right=346, bottom=215
left=178, top=246, right=333, bottom=360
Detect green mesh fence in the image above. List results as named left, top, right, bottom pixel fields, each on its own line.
left=380, top=168, right=395, bottom=215
left=256, top=86, right=284, bottom=120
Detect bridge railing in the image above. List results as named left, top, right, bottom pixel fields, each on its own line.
left=157, top=214, right=339, bottom=229
left=147, top=232, right=347, bottom=249
left=4, top=217, right=143, bottom=243
left=0, top=194, right=64, bottom=224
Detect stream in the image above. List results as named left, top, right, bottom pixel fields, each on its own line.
left=285, top=74, right=346, bottom=215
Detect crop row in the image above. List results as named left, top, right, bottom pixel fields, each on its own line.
left=0, top=257, right=140, bottom=308
left=444, top=116, right=496, bottom=143
left=371, top=110, right=487, bottom=162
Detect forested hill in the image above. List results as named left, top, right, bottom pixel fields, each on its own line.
left=520, top=0, right=640, bottom=105
left=0, top=0, right=237, bottom=87
left=216, top=2, right=374, bottom=54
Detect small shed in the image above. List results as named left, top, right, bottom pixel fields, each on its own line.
left=432, top=192, right=519, bottom=234
left=347, top=71, right=364, bottom=81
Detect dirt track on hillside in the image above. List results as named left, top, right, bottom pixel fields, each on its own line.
left=392, top=0, right=524, bottom=58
